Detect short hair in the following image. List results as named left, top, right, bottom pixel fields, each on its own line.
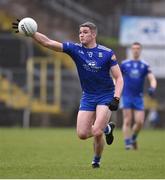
left=132, top=42, right=142, bottom=48
left=79, top=21, right=98, bottom=34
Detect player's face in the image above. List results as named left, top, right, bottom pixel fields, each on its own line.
left=79, top=27, right=96, bottom=46
left=131, top=45, right=142, bottom=59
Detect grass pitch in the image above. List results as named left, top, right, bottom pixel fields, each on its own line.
left=0, top=128, right=165, bottom=179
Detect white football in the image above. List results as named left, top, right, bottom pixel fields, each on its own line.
left=18, top=17, right=38, bottom=36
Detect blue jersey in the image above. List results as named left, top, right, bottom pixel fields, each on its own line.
left=120, top=59, right=151, bottom=97
left=63, top=42, right=118, bottom=94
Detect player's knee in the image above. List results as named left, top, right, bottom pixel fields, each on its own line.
left=137, top=120, right=144, bottom=127
left=124, top=119, right=131, bottom=127
left=77, top=131, right=88, bottom=140
left=92, top=127, right=102, bottom=137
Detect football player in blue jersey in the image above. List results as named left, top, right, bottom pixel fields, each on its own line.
left=120, top=42, right=157, bottom=150
left=13, top=21, right=123, bottom=168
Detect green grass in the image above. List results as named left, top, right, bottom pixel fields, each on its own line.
left=0, top=128, right=165, bottom=179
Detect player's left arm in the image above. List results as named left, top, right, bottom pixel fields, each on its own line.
left=147, top=72, right=157, bottom=96
left=147, top=72, right=157, bottom=89
left=107, top=64, right=123, bottom=111
left=111, top=64, right=124, bottom=99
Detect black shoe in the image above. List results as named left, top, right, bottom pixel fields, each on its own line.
left=92, top=162, right=100, bottom=168
left=105, top=122, right=115, bottom=145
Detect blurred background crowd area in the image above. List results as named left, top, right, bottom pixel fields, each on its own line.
left=0, top=0, right=165, bottom=128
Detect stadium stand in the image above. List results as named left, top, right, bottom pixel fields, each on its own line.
left=0, top=0, right=165, bottom=127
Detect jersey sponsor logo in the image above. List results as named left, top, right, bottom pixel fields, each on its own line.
left=129, top=69, right=140, bottom=78
left=83, top=60, right=101, bottom=72
left=88, top=62, right=96, bottom=67
left=111, top=54, right=117, bottom=61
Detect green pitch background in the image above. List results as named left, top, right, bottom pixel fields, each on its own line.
left=0, top=128, right=165, bottom=178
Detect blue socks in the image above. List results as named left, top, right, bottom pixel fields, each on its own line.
left=125, top=138, right=132, bottom=146
left=125, top=133, right=138, bottom=149
left=92, top=155, right=101, bottom=164
left=132, top=133, right=138, bottom=143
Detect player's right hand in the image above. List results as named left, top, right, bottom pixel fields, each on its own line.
left=148, top=87, right=155, bottom=97
left=107, top=97, right=120, bottom=111
left=12, top=19, right=20, bottom=33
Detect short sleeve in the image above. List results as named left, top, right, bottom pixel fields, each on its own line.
left=146, top=64, right=152, bottom=75
left=120, top=61, right=125, bottom=73
left=110, top=51, right=118, bottom=66
left=63, top=42, right=76, bottom=56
